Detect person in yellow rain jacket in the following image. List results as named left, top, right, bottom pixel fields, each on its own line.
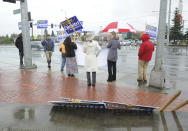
left=59, top=42, right=66, bottom=71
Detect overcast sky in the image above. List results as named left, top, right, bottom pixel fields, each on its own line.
left=0, top=0, right=188, bottom=35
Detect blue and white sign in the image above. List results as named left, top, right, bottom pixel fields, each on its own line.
left=61, top=16, right=83, bottom=34
left=63, top=31, right=69, bottom=38
left=145, top=25, right=157, bottom=39
left=57, top=31, right=63, bottom=41
left=18, top=22, right=30, bottom=30
left=18, top=22, right=22, bottom=30
left=37, top=20, right=48, bottom=29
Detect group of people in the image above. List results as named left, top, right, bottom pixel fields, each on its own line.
left=15, top=32, right=154, bottom=87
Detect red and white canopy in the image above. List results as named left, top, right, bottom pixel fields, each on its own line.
left=102, top=22, right=136, bottom=33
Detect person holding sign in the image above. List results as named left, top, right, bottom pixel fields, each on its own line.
left=42, top=35, right=55, bottom=69
left=83, top=34, right=101, bottom=87
left=64, top=36, right=78, bottom=77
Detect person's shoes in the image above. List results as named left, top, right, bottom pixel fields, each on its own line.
left=92, top=84, right=95, bottom=87
left=88, top=84, right=91, bottom=87
left=68, top=74, right=71, bottom=77
left=19, top=65, right=24, bottom=69
left=61, top=69, right=64, bottom=72
left=71, top=74, right=75, bottom=77
left=143, top=80, right=147, bottom=83
left=112, top=79, right=116, bottom=81
left=48, top=65, right=51, bottom=69
left=107, top=79, right=113, bottom=82
left=137, top=79, right=143, bottom=82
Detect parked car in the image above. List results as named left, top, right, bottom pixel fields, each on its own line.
left=31, top=41, right=43, bottom=50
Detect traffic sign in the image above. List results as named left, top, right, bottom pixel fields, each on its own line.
left=61, top=16, right=83, bottom=34
left=13, top=9, right=21, bottom=15
left=37, top=20, right=48, bottom=29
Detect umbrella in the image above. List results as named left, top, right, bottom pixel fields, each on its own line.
left=102, top=22, right=136, bottom=33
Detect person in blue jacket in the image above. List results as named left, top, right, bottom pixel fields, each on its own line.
left=42, top=35, right=55, bottom=69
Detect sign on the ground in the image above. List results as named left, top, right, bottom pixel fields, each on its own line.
left=37, top=20, right=48, bottom=29
left=145, top=25, right=157, bottom=39
left=61, top=16, right=83, bottom=34
left=13, top=9, right=21, bottom=15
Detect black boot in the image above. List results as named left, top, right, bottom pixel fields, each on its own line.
left=92, top=72, right=96, bottom=87
left=47, top=61, right=51, bottom=69
left=87, top=72, right=91, bottom=86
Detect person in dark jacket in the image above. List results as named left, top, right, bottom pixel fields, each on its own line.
left=15, top=33, right=24, bottom=67
left=64, top=37, right=78, bottom=77
left=138, top=33, right=154, bottom=83
left=42, top=35, right=54, bottom=69
left=107, top=32, right=121, bottom=82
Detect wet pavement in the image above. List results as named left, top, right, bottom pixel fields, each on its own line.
left=0, top=44, right=188, bottom=130
left=0, top=103, right=188, bottom=131
left=0, top=44, right=188, bottom=98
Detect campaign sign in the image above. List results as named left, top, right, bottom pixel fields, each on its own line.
left=18, top=22, right=30, bottom=30
left=18, top=22, right=22, bottom=30
left=37, top=20, right=48, bottom=29
left=145, top=25, right=157, bottom=39
left=57, top=31, right=63, bottom=41
left=61, top=16, right=83, bottom=34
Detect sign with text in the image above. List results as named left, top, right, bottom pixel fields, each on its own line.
left=18, top=22, right=30, bottom=30
left=37, top=20, right=48, bottom=29
left=61, top=16, right=83, bottom=34
left=13, top=9, right=21, bottom=15
left=57, top=31, right=63, bottom=41
left=145, top=25, right=157, bottom=39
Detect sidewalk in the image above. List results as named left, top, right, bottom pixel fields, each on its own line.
left=0, top=68, right=187, bottom=112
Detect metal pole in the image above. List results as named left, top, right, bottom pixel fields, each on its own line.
left=167, top=0, right=172, bottom=45
left=32, top=22, right=34, bottom=40
left=149, top=0, right=168, bottom=88
left=20, top=0, right=37, bottom=69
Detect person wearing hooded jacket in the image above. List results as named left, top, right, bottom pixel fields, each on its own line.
left=83, top=34, right=101, bottom=87
left=138, top=33, right=154, bottom=83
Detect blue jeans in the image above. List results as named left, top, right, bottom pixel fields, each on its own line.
left=61, top=54, right=66, bottom=70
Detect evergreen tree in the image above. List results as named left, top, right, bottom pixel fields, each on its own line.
left=170, top=8, right=184, bottom=44
left=184, top=31, right=188, bottom=45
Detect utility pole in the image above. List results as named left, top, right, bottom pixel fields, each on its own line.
left=149, top=0, right=168, bottom=88
left=167, top=0, right=172, bottom=45
left=20, top=0, right=37, bottom=69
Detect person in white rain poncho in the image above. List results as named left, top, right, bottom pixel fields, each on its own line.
left=83, top=34, right=101, bottom=87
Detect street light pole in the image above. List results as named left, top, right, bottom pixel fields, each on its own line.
left=20, top=0, right=37, bottom=69
left=149, top=0, right=168, bottom=88
left=167, top=0, right=172, bottom=45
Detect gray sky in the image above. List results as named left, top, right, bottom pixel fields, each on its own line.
left=0, top=0, right=188, bottom=35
